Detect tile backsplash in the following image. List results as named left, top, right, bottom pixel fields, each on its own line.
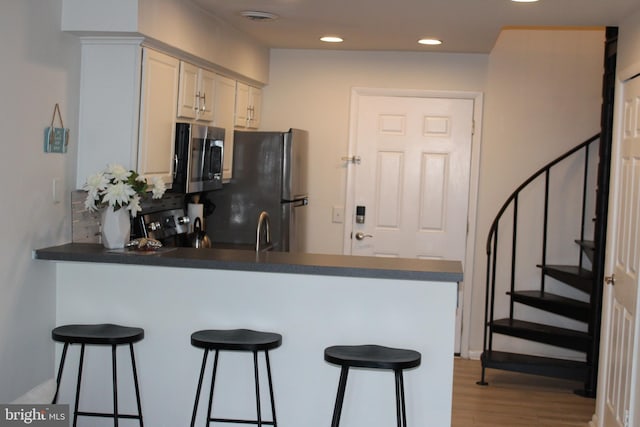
left=71, top=190, right=101, bottom=243
left=71, top=191, right=187, bottom=243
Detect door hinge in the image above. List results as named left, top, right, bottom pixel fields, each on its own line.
left=472, top=120, right=475, bottom=135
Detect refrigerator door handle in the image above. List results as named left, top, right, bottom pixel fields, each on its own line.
left=282, top=197, right=308, bottom=207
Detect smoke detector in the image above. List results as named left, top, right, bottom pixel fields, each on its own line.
left=240, top=11, right=279, bottom=21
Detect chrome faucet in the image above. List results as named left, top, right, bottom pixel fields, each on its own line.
left=256, top=211, right=272, bottom=252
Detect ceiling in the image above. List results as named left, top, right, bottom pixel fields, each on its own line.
left=190, top=0, right=637, bottom=53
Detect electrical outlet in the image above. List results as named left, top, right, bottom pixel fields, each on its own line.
left=332, top=206, right=344, bottom=223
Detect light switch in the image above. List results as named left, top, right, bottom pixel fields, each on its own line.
left=332, top=206, right=344, bottom=223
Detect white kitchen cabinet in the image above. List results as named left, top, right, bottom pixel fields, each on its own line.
left=138, top=49, right=180, bottom=186
left=213, top=74, right=237, bottom=181
left=177, top=61, right=215, bottom=122
left=234, top=82, right=262, bottom=129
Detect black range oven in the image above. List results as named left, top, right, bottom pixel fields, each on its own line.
left=132, top=208, right=190, bottom=247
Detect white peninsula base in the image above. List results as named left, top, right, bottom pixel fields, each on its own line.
left=53, top=262, right=457, bottom=427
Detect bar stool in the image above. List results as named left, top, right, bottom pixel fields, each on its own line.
left=51, top=323, right=145, bottom=427
left=324, top=344, right=421, bottom=427
left=190, top=328, right=282, bottom=427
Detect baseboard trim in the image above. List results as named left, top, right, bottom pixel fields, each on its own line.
left=466, top=349, right=586, bottom=362
left=11, top=379, right=56, bottom=404
left=468, top=350, right=482, bottom=360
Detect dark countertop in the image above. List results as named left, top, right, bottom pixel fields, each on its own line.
left=35, top=243, right=463, bottom=282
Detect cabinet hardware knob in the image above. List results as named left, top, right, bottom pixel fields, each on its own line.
left=194, top=92, right=201, bottom=112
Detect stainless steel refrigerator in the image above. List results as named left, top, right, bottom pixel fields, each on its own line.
left=206, top=129, right=309, bottom=252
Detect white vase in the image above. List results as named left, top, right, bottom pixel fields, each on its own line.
left=100, top=206, right=131, bottom=249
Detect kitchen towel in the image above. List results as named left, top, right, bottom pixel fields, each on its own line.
left=187, top=203, right=204, bottom=233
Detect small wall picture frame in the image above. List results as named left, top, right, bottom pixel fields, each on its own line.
left=44, top=103, right=69, bottom=153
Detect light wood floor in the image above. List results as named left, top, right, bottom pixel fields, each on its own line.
left=451, top=358, right=595, bottom=426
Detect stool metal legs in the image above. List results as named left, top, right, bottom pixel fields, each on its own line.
left=112, top=345, right=119, bottom=426
left=330, top=366, right=349, bottom=427
left=52, top=342, right=69, bottom=405
left=206, top=350, right=220, bottom=426
left=252, top=351, right=263, bottom=426
left=73, top=344, right=85, bottom=427
left=330, top=367, right=409, bottom=427
left=264, top=351, right=278, bottom=425
left=52, top=343, right=144, bottom=427
left=395, top=369, right=407, bottom=427
left=129, top=343, right=144, bottom=427
left=191, top=349, right=278, bottom=427
left=191, top=349, right=209, bottom=427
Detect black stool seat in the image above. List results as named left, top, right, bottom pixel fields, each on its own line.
left=325, top=345, right=421, bottom=370
left=52, top=323, right=144, bottom=345
left=52, top=323, right=145, bottom=427
left=325, top=344, right=422, bottom=427
left=190, top=328, right=282, bottom=427
left=191, top=328, right=282, bottom=351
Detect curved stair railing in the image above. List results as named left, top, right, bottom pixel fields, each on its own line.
left=477, top=133, right=601, bottom=394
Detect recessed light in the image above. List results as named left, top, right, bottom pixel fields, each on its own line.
left=321, top=36, right=344, bottom=43
left=418, top=38, right=442, bottom=46
left=240, top=11, right=279, bottom=21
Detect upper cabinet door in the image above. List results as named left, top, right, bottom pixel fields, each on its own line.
left=213, top=75, right=236, bottom=181
left=234, top=82, right=262, bottom=129
left=177, top=61, right=199, bottom=120
left=198, top=69, right=216, bottom=123
left=177, top=62, right=216, bottom=123
left=234, top=82, right=250, bottom=127
left=138, top=49, right=180, bottom=186
left=248, top=86, right=262, bottom=129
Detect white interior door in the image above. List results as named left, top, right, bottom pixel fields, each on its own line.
left=601, top=75, right=640, bottom=427
left=346, top=94, right=474, bottom=352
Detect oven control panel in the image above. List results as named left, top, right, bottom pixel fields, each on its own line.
left=139, top=208, right=190, bottom=241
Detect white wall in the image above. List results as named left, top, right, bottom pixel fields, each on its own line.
left=468, top=28, right=604, bottom=355
left=0, top=1, right=80, bottom=402
left=617, top=6, right=640, bottom=80
left=261, top=49, right=489, bottom=255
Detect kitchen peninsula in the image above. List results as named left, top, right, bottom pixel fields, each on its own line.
left=37, top=243, right=462, bottom=427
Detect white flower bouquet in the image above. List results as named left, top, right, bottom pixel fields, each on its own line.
left=83, top=164, right=166, bottom=217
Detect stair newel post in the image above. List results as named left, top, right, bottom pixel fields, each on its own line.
left=579, top=144, right=590, bottom=273
left=488, top=225, right=499, bottom=353
left=510, top=196, right=519, bottom=320
left=541, top=170, right=550, bottom=294
left=477, top=225, right=498, bottom=386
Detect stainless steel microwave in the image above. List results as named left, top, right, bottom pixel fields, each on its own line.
left=173, top=123, right=224, bottom=194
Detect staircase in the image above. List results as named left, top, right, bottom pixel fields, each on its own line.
left=477, top=134, right=603, bottom=396
left=477, top=28, right=618, bottom=398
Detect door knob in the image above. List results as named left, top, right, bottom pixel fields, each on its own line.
left=605, top=274, right=616, bottom=286
left=354, top=232, right=373, bottom=241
